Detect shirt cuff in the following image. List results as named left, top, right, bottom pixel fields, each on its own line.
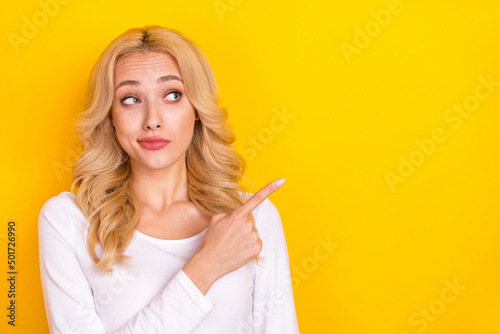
left=176, top=269, right=215, bottom=313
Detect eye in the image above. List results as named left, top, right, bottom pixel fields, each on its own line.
left=121, top=96, right=141, bottom=105
left=165, top=91, right=182, bottom=102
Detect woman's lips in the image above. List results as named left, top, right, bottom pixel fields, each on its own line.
left=139, top=137, right=171, bottom=150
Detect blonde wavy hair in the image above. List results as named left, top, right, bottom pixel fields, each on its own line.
left=71, top=25, right=250, bottom=273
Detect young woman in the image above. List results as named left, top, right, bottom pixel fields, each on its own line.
left=38, top=25, right=299, bottom=333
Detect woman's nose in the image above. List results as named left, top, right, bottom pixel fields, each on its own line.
left=145, top=120, right=162, bottom=130
left=144, top=105, right=163, bottom=130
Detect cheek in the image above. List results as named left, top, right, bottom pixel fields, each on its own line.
left=112, top=109, right=137, bottom=131
left=176, top=112, right=197, bottom=143
left=112, top=115, right=137, bottom=148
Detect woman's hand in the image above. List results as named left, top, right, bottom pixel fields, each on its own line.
left=183, top=178, right=286, bottom=295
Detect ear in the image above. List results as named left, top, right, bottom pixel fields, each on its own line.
left=195, top=110, right=200, bottom=121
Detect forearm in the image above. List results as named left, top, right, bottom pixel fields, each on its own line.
left=182, top=250, right=221, bottom=295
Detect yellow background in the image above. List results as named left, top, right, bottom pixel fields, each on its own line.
left=1, top=0, right=499, bottom=333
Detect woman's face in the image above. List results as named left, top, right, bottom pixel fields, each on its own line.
left=111, top=52, right=198, bottom=175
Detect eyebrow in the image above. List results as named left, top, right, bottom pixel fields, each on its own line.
left=115, top=75, right=183, bottom=91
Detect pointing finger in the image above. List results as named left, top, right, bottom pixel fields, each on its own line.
left=235, top=178, right=286, bottom=217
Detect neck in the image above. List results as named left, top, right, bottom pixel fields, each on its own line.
left=130, top=158, right=190, bottom=212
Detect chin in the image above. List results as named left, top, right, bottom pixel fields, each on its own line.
left=137, top=157, right=182, bottom=170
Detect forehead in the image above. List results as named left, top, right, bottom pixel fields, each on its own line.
left=113, top=52, right=181, bottom=82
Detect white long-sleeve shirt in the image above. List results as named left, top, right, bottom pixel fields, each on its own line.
left=38, top=191, right=299, bottom=333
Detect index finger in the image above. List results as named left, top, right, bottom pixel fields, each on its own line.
left=235, top=178, right=286, bottom=217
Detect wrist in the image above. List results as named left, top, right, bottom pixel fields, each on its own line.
left=183, top=250, right=220, bottom=295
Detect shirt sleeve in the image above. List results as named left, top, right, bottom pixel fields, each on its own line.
left=251, top=198, right=300, bottom=333
left=38, top=193, right=214, bottom=334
